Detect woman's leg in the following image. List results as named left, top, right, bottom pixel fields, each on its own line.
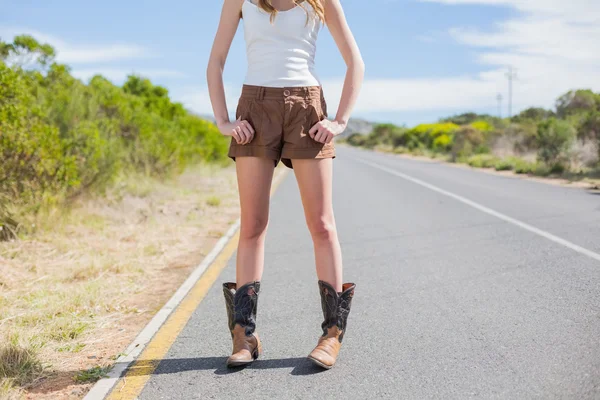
left=292, top=158, right=342, bottom=292
left=235, top=156, right=275, bottom=286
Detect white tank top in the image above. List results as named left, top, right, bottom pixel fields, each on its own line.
left=241, top=0, right=322, bottom=87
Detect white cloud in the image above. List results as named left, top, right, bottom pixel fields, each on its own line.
left=420, top=0, right=600, bottom=22
left=0, top=28, right=151, bottom=64
left=296, top=0, right=600, bottom=119
left=174, top=84, right=242, bottom=117
left=1, top=28, right=186, bottom=86
left=409, top=0, right=600, bottom=114
left=72, top=68, right=186, bottom=83
left=322, top=77, right=498, bottom=113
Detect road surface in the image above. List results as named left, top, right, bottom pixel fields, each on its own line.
left=115, top=147, right=600, bottom=399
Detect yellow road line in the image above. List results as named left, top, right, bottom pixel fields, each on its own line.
left=106, top=168, right=288, bottom=400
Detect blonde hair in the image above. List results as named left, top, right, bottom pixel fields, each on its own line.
left=257, top=0, right=325, bottom=23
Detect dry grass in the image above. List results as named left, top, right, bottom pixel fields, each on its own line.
left=0, top=163, right=243, bottom=399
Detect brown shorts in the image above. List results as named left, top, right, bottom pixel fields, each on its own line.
left=228, top=84, right=335, bottom=169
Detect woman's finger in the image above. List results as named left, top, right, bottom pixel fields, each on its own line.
left=242, top=120, right=255, bottom=135
left=235, top=125, right=246, bottom=144
left=308, top=121, right=321, bottom=138
left=239, top=124, right=253, bottom=144
left=316, top=128, right=328, bottom=143
left=325, top=132, right=334, bottom=144
left=231, top=127, right=242, bottom=144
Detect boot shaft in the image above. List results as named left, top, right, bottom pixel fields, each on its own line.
left=223, top=281, right=260, bottom=336
left=317, top=280, right=355, bottom=342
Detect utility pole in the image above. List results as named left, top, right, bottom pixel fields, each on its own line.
left=505, top=66, right=517, bottom=118
left=496, top=93, right=503, bottom=119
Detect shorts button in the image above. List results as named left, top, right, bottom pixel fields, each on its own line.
left=283, top=89, right=291, bottom=96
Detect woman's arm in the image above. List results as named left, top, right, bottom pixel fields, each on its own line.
left=207, top=0, right=254, bottom=145
left=309, top=0, right=365, bottom=144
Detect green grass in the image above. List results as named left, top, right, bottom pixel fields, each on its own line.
left=0, top=341, right=45, bottom=389
left=513, top=159, right=537, bottom=174
left=494, top=158, right=516, bottom=171
left=56, top=343, right=85, bottom=353
left=74, top=365, right=112, bottom=383
left=48, top=319, right=89, bottom=342
left=466, top=154, right=500, bottom=168
left=0, top=378, right=23, bottom=400
left=206, top=196, right=221, bottom=207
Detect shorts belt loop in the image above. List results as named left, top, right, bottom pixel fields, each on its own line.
left=256, top=87, right=265, bottom=100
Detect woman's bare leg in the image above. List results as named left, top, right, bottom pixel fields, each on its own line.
left=234, top=157, right=274, bottom=286
left=292, top=158, right=342, bottom=292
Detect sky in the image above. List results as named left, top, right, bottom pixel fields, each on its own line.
left=1, top=0, right=599, bottom=126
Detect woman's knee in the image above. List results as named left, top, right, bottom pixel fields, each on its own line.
left=240, top=215, right=269, bottom=241
left=308, top=217, right=337, bottom=243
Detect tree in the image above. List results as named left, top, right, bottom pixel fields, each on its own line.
left=555, top=90, right=600, bottom=118
left=0, top=40, right=15, bottom=60
left=536, top=118, right=575, bottom=169
left=123, top=75, right=185, bottom=120
left=0, top=35, right=56, bottom=67
left=578, top=111, right=600, bottom=159
left=441, top=112, right=483, bottom=125
left=511, top=107, right=554, bottom=122
left=451, top=126, right=486, bottom=161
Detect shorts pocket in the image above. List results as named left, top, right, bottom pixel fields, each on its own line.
left=309, top=99, right=326, bottom=122
left=235, top=98, right=262, bottom=140
left=321, top=96, right=328, bottom=118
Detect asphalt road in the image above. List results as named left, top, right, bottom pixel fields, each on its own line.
left=137, top=146, right=600, bottom=399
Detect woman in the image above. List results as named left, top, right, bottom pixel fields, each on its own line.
left=207, top=0, right=364, bottom=369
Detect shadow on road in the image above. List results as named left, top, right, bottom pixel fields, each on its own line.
left=120, top=357, right=327, bottom=377
left=30, top=357, right=327, bottom=394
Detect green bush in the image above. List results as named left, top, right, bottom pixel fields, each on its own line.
left=470, top=120, right=494, bottom=132
left=494, top=158, right=515, bottom=171
left=316, top=85, right=598, bottom=177
left=556, top=89, right=600, bottom=118
left=0, top=36, right=228, bottom=236
left=466, top=154, right=499, bottom=168
left=432, top=134, right=452, bottom=152
left=533, top=163, right=552, bottom=176
left=511, top=107, right=554, bottom=123
left=578, top=111, right=600, bottom=159
left=504, top=123, right=538, bottom=153
left=536, top=118, right=575, bottom=169
left=346, top=133, right=367, bottom=147
left=513, top=159, right=537, bottom=174
left=450, top=126, right=486, bottom=160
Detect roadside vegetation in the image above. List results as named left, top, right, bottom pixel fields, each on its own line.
left=0, top=35, right=234, bottom=398
left=0, top=35, right=229, bottom=241
left=345, top=90, right=600, bottom=184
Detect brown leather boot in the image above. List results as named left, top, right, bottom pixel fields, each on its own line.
left=308, top=280, right=355, bottom=369
left=223, top=281, right=262, bottom=367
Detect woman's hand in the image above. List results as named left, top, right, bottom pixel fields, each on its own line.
left=218, top=119, right=255, bottom=145
left=308, top=119, right=346, bottom=144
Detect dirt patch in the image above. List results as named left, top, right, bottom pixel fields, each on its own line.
left=0, top=164, right=280, bottom=399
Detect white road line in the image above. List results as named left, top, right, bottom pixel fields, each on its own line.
left=356, top=158, right=600, bottom=263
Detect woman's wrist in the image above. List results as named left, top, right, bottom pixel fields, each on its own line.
left=334, top=119, right=348, bottom=133
left=216, top=118, right=230, bottom=129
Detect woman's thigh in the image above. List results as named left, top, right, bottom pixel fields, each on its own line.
left=235, top=157, right=275, bottom=235
left=292, top=158, right=335, bottom=230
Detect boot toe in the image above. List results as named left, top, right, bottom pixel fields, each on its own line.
left=307, top=348, right=336, bottom=369
left=226, top=350, right=254, bottom=367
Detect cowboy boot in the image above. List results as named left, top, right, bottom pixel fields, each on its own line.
left=307, top=280, right=356, bottom=369
left=223, top=281, right=262, bottom=367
